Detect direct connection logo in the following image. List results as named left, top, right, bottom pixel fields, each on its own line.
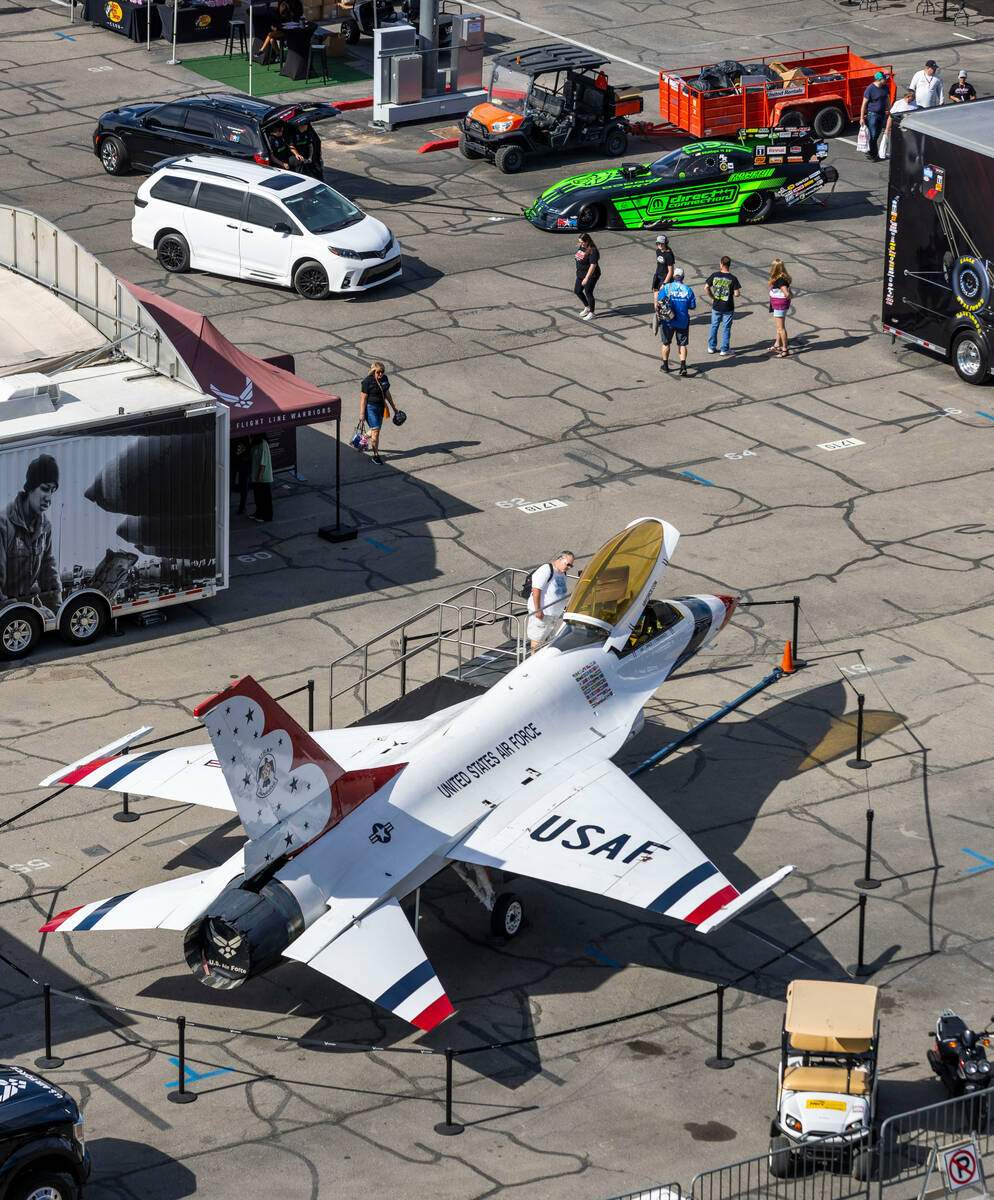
left=646, top=185, right=737, bottom=215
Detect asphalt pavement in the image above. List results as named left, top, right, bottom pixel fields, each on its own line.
left=2, top=1, right=994, bottom=1198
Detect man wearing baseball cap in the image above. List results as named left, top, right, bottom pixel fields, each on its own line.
left=860, top=69, right=892, bottom=162
left=950, top=69, right=976, bottom=103
left=651, top=233, right=675, bottom=298
left=909, top=59, right=944, bottom=108
left=0, top=452, right=63, bottom=618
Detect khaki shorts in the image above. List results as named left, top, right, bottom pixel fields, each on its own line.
left=527, top=612, right=557, bottom=644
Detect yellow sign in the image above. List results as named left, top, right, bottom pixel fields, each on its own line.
left=806, top=1099, right=847, bottom=1110
left=196, top=13, right=211, bottom=25
left=106, top=1, right=123, bottom=21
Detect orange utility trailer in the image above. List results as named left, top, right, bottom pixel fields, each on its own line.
left=658, top=46, right=894, bottom=141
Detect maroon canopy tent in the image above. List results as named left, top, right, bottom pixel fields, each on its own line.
left=123, top=281, right=341, bottom=433
left=123, top=281, right=354, bottom=539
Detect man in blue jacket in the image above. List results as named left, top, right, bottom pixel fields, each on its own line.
left=656, top=266, right=697, bottom=377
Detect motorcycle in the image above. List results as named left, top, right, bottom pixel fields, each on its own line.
left=927, top=1009, right=994, bottom=1098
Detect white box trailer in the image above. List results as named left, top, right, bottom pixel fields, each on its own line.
left=0, top=364, right=228, bottom=659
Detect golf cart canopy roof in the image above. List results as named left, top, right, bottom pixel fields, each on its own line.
left=785, top=980, right=879, bottom=1051
left=492, top=44, right=609, bottom=76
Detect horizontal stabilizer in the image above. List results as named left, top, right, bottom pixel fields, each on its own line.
left=40, top=726, right=154, bottom=788
left=695, top=865, right=796, bottom=934
left=40, top=849, right=245, bottom=934
left=284, top=897, right=453, bottom=1030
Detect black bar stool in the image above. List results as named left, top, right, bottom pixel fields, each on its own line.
left=224, top=18, right=248, bottom=57
left=306, top=35, right=328, bottom=83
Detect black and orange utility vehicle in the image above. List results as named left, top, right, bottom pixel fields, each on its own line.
left=459, top=45, right=644, bottom=173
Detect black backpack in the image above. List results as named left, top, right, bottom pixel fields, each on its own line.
left=519, top=563, right=551, bottom=600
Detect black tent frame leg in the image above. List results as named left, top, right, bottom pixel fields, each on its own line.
left=319, top=416, right=358, bottom=543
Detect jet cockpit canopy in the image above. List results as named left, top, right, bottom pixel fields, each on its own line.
left=563, top=517, right=679, bottom=639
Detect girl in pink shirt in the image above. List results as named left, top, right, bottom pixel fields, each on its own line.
left=769, top=259, right=793, bottom=357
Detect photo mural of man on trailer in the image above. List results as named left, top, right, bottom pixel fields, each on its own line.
left=0, top=453, right=64, bottom=619
left=0, top=414, right=217, bottom=613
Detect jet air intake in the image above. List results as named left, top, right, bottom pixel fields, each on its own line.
left=184, top=879, right=304, bottom=989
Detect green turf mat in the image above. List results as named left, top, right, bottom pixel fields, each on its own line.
left=184, top=53, right=370, bottom=96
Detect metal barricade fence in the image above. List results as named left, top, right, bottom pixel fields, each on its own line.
left=603, top=1185, right=682, bottom=1200
left=877, top=1091, right=994, bottom=1199
left=691, top=1141, right=869, bottom=1200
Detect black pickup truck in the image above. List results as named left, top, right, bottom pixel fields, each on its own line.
left=0, top=1066, right=89, bottom=1200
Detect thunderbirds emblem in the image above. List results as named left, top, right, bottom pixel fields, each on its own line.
left=256, top=751, right=278, bottom=799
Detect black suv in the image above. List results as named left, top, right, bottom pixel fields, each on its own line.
left=0, top=1065, right=89, bottom=1200
left=93, top=93, right=341, bottom=176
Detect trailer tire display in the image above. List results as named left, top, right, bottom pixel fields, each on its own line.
left=779, top=108, right=805, bottom=129
left=952, top=257, right=991, bottom=312
left=59, top=595, right=107, bottom=646
left=951, top=329, right=990, bottom=385
left=0, top=609, right=42, bottom=660
left=813, top=105, right=846, bottom=138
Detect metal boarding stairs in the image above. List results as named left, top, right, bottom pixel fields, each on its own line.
left=328, top=567, right=538, bottom=728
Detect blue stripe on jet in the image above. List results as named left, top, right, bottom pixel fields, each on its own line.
left=648, top=862, right=719, bottom=915
left=77, top=893, right=131, bottom=929
left=93, top=751, right=167, bottom=790
left=375, top=959, right=434, bottom=1011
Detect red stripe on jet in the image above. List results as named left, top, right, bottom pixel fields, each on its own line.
left=40, top=906, right=84, bottom=933
left=59, top=757, right=117, bottom=786
left=412, top=994, right=454, bottom=1031
left=686, top=885, right=738, bottom=926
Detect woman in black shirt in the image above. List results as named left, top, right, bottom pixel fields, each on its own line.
left=574, top=233, right=601, bottom=321
left=359, top=361, right=397, bottom=466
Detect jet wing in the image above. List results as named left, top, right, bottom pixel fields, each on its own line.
left=283, top=897, right=453, bottom=1031
left=448, top=762, right=793, bottom=933
left=40, top=848, right=245, bottom=934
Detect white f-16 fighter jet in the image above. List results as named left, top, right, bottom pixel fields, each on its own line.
left=41, top=518, right=793, bottom=1031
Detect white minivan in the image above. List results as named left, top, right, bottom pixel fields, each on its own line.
left=132, top=155, right=402, bottom=299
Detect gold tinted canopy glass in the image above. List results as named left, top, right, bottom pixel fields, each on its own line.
left=566, top=520, right=664, bottom=629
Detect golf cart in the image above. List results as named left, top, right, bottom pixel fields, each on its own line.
left=769, top=980, right=880, bottom=1180
left=459, top=44, right=643, bottom=173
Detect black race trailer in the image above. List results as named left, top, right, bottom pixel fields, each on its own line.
left=882, top=99, right=994, bottom=384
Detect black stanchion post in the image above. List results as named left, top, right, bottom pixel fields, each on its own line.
left=307, top=679, right=315, bottom=732
left=114, top=789, right=139, bottom=823
left=400, top=633, right=408, bottom=697
left=168, top=1016, right=197, bottom=1104
left=35, top=984, right=64, bottom=1069
left=706, top=985, right=734, bottom=1069
left=855, top=808, right=882, bottom=890
left=936, top=0, right=951, bottom=18
left=791, top=595, right=804, bottom=667
left=856, top=892, right=869, bottom=974
left=434, top=1048, right=464, bottom=1134
left=847, top=693, right=872, bottom=770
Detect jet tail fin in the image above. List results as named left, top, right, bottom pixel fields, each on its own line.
left=194, top=677, right=402, bottom=879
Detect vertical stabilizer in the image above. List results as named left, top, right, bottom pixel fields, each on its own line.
left=194, top=677, right=403, bottom=878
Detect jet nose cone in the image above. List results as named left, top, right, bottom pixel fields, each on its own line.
left=715, top=594, right=740, bottom=631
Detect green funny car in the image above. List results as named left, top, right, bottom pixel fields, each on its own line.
left=524, top=127, right=838, bottom=231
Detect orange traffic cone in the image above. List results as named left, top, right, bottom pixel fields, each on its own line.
left=780, top=640, right=795, bottom=674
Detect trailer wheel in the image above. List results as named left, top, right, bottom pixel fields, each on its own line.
left=740, top=190, right=773, bottom=224
left=813, top=105, right=846, bottom=138
left=951, top=330, right=991, bottom=385
left=156, top=233, right=190, bottom=273
left=341, top=17, right=360, bottom=42
left=577, top=203, right=603, bottom=231
left=779, top=108, right=805, bottom=129
left=60, top=596, right=106, bottom=646
left=491, top=893, right=523, bottom=938
left=0, top=609, right=42, bottom=660
left=458, top=134, right=482, bottom=160
left=603, top=127, right=628, bottom=157
left=768, top=1136, right=797, bottom=1179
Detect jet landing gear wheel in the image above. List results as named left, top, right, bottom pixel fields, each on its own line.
left=491, top=893, right=523, bottom=938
